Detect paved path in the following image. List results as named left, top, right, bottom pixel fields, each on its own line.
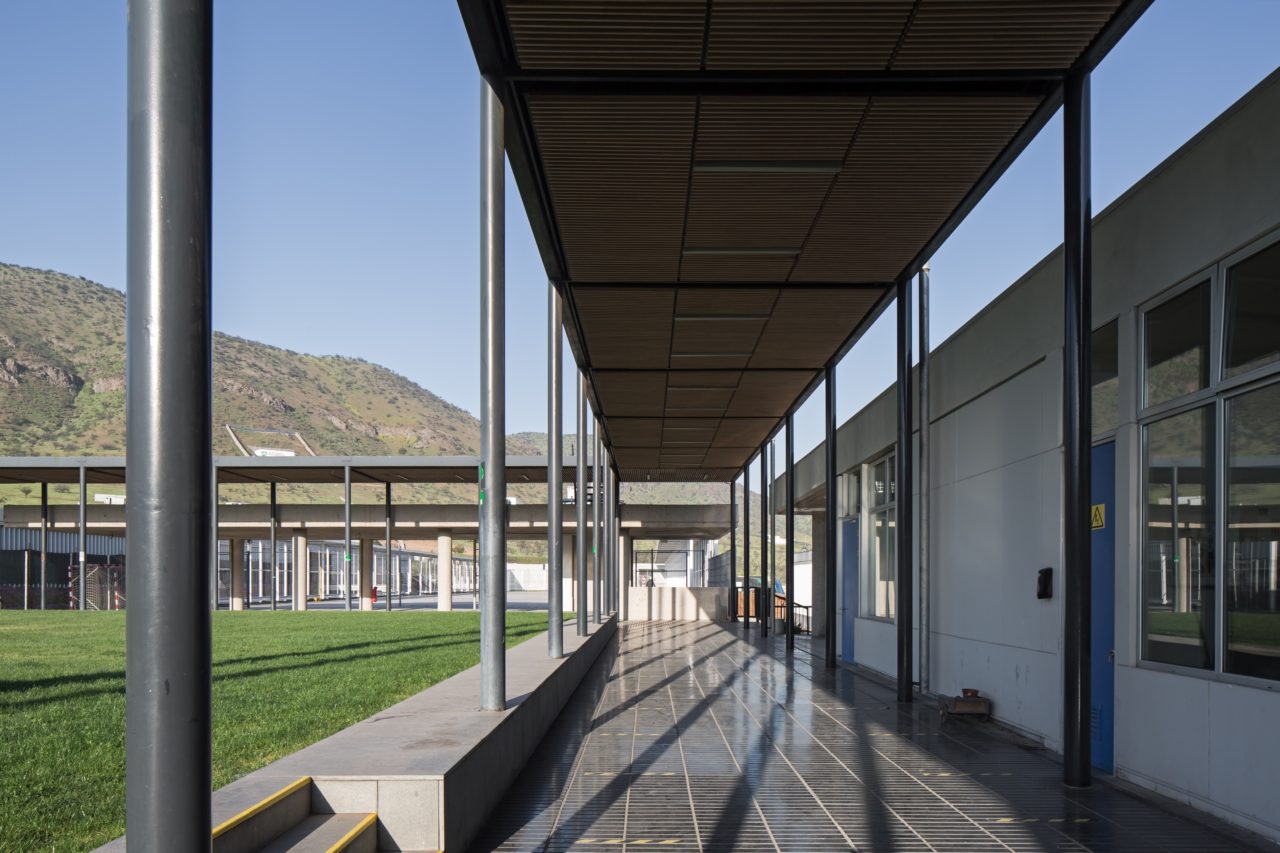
left=472, top=621, right=1271, bottom=853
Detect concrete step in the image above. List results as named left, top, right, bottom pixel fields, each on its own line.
left=258, top=813, right=377, bottom=853
left=212, top=777, right=314, bottom=853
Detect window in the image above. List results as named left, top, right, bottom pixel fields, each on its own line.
left=1144, top=280, right=1210, bottom=408
left=1143, top=406, right=1216, bottom=669
left=1225, top=383, right=1280, bottom=680
left=866, top=455, right=895, bottom=619
left=840, top=470, right=860, bottom=519
left=1093, top=319, right=1119, bottom=436
left=1224, top=240, right=1280, bottom=379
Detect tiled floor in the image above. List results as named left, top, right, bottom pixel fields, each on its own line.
left=471, top=621, right=1273, bottom=853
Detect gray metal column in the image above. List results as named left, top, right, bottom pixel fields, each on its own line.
left=603, top=459, right=613, bottom=615
left=825, top=366, right=838, bottom=668
left=39, top=482, right=47, bottom=610
left=759, top=447, right=768, bottom=635
left=785, top=414, right=795, bottom=651
left=78, top=465, right=86, bottom=610
left=592, top=424, right=601, bottom=623
left=743, top=463, right=751, bottom=630
left=548, top=283, right=564, bottom=656
left=479, top=76, right=507, bottom=711
left=918, top=265, right=931, bottom=692
left=769, top=441, right=777, bottom=636
left=576, top=373, right=588, bottom=636
left=124, top=0, right=213, bottom=843
left=385, top=483, right=393, bottom=612
left=729, top=479, right=737, bottom=623
left=1063, top=69, right=1093, bottom=787
left=896, top=277, right=915, bottom=703
left=344, top=464, right=352, bottom=611
left=269, top=482, right=277, bottom=611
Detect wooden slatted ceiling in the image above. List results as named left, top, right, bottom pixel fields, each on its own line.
left=498, top=0, right=1128, bottom=479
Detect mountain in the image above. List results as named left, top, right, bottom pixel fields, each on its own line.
left=0, top=263, right=729, bottom=512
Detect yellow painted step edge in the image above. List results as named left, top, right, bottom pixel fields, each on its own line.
left=325, top=812, right=376, bottom=853
left=211, top=776, right=313, bottom=840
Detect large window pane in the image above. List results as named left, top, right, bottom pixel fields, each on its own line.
left=1224, top=241, right=1280, bottom=378
left=1093, top=320, right=1119, bottom=435
left=871, top=508, right=896, bottom=619
left=1143, top=406, right=1216, bottom=668
left=1145, top=281, right=1210, bottom=408
left=1226, top=383, right=1280, bottom=680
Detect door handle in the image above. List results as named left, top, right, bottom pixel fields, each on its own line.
left=1108, top=649, right=1115, bottom=663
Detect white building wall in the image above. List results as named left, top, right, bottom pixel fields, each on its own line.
left=785, top=69, right=1280, bottom=842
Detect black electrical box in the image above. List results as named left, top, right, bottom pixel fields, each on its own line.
left=1036, top=567, right=1053, bottom=599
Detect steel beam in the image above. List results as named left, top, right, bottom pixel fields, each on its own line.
left=919, top=266, right=931, bottom=691
left=344, top=464, right=352, bottom=611
left=124, top=0, right=213, bottom=844
left=825, top=366, right=838, bottom=668
left=896, top=278, right=915, bottom=703
left=1063, top=69, right=1093, bottom=788
left=548, top=282, right=564, bottom=656
left=785, top=415, right=795, bottom=651
left=480, top=76, right=507, bottom=711
left=576, top=373, right=588, bottom=636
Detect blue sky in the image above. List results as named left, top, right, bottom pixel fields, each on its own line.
left=2, top=1, right=1278, bottom=459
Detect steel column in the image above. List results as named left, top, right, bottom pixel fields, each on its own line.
left=576, top=373, right=588, bottom=636
left=385, top=483, right=393, bottom=612
left=896, top=277, right=915, bottom=703
left=78, top=465, right=86, bottom=610
left=548, top=282, right=564, bottom=656
left=592, top=424, right=601, bottom=623
left=124, top=0, right=213, bottom=843
left=760, top=447, right=768, bottom=636
left=39, top=482, right=47, bottom=610
left=785, top=415, right=795, bottom=651
left=344, top=464, right=352, bottom=611
left=825, top=366, right=838, bottom=668
left=729, top=479, right=738, bottom=623
left=918, top=266, right=931, bottom=692
left=1063, top=69, right=1093, bottom=787
left=743, top=463, right=751, bottom=631
left=769, top=441, right=777, bottom=637
left=604, top=460, right=614, bottom=614
left=479, top=76, right=507, bottom=711
left=269, top=482, right=277, bottom=611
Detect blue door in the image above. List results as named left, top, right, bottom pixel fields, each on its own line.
left=1090, top=441, right=1116, bottom=773
left=841, top=518, right=859, bottom=662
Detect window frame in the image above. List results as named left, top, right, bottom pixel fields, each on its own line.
left=1135, top=227, right=1280, bottom=691
left=861, top=451, right=896, bottom=623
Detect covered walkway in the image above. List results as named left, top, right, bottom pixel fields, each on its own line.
left=475, top=623, right=1266, bottom=853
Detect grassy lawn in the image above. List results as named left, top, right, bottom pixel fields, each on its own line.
left=0, top=610, right=561, bottom=852
left=1149, top=610, right=1280, bottom=647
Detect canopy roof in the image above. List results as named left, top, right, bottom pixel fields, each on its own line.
left=460, top=0, right=1149, bottom=482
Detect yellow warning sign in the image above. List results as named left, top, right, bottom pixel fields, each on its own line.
left=1091, top=504, right=1106, bottom=530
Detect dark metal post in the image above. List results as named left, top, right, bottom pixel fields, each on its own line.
left=896, top=277, right=914, bottom=703
left=39, top=482, right=47, bottom=610
left=479, top=76, right=507, bottom=711
left=604, top=459, right=614, bottom=614
left=385, top=483, right=393, bottom=612
left=78, top=465, right=86, bottom=610
left=548, top=282, right=564, bottom=656
left=124, top=0, right=213, bottom=843
left=211, top=473, right=219, bottom=610
left=918, top=265, right=931, bottom=691
left=743, top=463, right=751, bottom=630
left=729, top=479, right=738, bottom=623
left=269, top=482, right=277, bottom=611
left=576, top=373, right=588, bottom=636
left=344, top=464, right=352, bottom=611
left=825, top=366, right=838, bottom=668
left=592, top=424, right=601, bottom=623
left=769, top=441, right=777, bottom=635
left=1063, top=69, right=1093, bottom=787
left=760, top=447, right=768, bottom=636
left=785, top=414, right=795, bottom=651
